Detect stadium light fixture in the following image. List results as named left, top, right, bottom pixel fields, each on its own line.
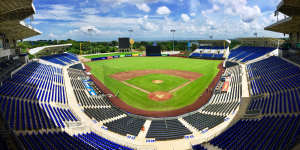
left=170, top=29, right=176, bottom=52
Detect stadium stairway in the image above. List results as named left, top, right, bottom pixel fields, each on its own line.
left=136, top=120, right=152, bottom=139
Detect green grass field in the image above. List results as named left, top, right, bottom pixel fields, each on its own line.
left=86, top=57, right=221, bottom=111
left=126, top=74, right=189, bottom=92
left=84, top=52, right=143, bottom=59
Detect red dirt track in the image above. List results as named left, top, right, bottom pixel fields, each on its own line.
left=85, top=61, right=224, bottom=117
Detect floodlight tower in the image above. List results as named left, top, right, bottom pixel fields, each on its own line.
left=170, top=29, right=176, bottom=53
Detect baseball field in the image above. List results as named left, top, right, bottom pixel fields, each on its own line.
left=86, top=57, right=222, bottom=111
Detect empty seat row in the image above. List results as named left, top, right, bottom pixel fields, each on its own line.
left=247, top=56, right=300, bottom=95
left=74, top=89, right=110, bottom=107
left=67, top=68, right=86, bottom=79
left=146, top=119, right=192, bottom=140
left=0, top=81, right=66, bottom=103
left=0, top=96, right=56, bottom=130
left=183, top=113, right=225, bottom=131
left=41, top=53, right=78, bottom=66
left=104, top=116, right=145, bottom=136
left=209, top=115, right=300, bottom=150
left=201, top=66, right=241, bottom=115
left=229, top=46, right=276, bottom=62
left=75, top=132, right=133, bottom=150
left=247, top=89, right=300, bottom=114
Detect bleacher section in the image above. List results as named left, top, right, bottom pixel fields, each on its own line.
left=146, top=119, right=192, bottom=140
left=200, top=66, right=241, bottom=116
left=85, top=107, right=124, bottom=121
left=247, top=56, right=300, bottom=95
left=104, top=116, right=146, bottom=136
left=190, top=46, right=226, bottom=59
left=246, top=56, right=300, bottom=115
left=228, top=46, right=276, bottom=63
left=41, top=53, right=78, bottom=66
left=18, top=131, right=133, bottom=150
left=183, top=113, right=225, bottom=131
left=209, top=116, right=300, bottom=150
left=0, top=62, right=78, bottom=131
left=192, top=144, right=207, bottom=150
left=192, top=56, right=300, bottom=150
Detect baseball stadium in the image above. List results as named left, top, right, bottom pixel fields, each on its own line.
left=0, top=0, right=300, bottom=150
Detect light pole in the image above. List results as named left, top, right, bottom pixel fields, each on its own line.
left=170, top=29, right=176, bottom=53
left=128, top=29, right=133, bottom=52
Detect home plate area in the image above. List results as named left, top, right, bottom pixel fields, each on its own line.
left=148, top=91, right=173, bottom=101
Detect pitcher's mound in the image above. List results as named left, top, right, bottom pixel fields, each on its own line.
left=148, top=91, right=172, bottom=101
left=152, top=80, right=164, bottom=84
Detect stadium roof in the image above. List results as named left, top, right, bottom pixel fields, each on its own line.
left=264, top=17, right=300, bottom=34
left=0, top=20, right=41, bottom=40
left=277, top=0, right=300, bottom=16
left=29, top=44, right=72, bottom=55
left=0, top=0, right=35, bottom=22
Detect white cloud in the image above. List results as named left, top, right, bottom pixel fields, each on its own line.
left=81, top=8, right=100, bottom=15
left=181, top=14, right=190, bottom=22
left=35, top=4, right=76, bottom=21
left=210, top=0, right=262, bottom=23
left=136, top=3, right=151, bottom=12
left=156, top=6, right=171, bottom=15
left=138, top=15, right=159, bottom=31
left=202, top=4, right=220, bottom=16
left=49, top=33, right=56, bottom=39
left=190, top=12, right=196, bottom=17
left=190, top=0, right=201, bottom=15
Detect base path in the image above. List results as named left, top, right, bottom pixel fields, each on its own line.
left=85, top=62, right=225, bottom=117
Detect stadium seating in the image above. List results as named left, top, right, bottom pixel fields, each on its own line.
left=189, top=46, right=226, bottom=59
left=228, top=46, right=276, bottom=62
left=248, top=89, right=300, bottom=114
left=246, top=56, right=300, bottom=115
left=41, top=53, right=78, bottom=66
left=192, top=144, right=207, bottom=150
left=18, top=131, right=133, bottom=150
left=104, top=116, right=146, bottom=136
left=190, top=53, right=224, bottom=59
left=183, top=113, right=225, bottom=131
left=208, top=115, right=300, bottom=150
left=146, top=119, right=192, bottom=140
left=0, top=62, right=78, bottom=131
left=247, top=56, right=300, bottom=95
left=197, top=56, right=300, bottom=150
left=75, top=132, right=133, bottom=150
left=200, top=66, right=241, bottom=115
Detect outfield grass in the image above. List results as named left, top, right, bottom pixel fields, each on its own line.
left=84, top=52, right=143, bottom=59
left=86, top=57, right=221, bottom=111
left=126, top=74, right=189, bottom=92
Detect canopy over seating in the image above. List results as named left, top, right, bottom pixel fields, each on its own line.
left=0, top=0, right=35, bottom=22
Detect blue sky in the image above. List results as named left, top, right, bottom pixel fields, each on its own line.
left=28, top=0, right=286, bottom=41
